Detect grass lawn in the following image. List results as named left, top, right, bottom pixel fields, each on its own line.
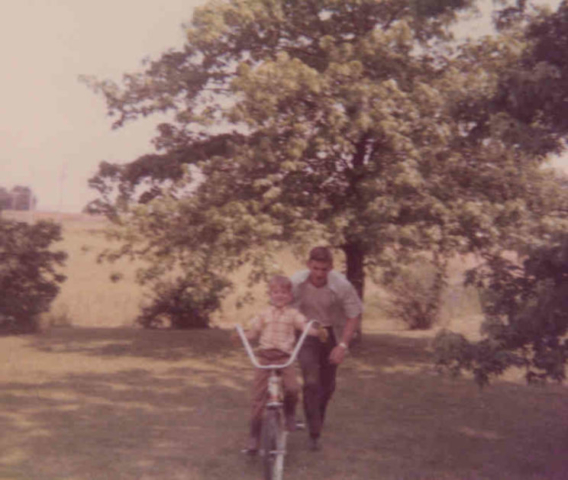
left=1, top=327, right=567, bottom=480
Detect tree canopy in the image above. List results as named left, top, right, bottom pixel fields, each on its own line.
left=435, top=0, right=568, bottom=385
left=492, top=0, right=568, bottom=145
left=84, top=0, right=568, bottom=331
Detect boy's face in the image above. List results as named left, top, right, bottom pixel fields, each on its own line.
left=307, top=259, right=332, bottom=287
left=270, top=285, right=293, bottom=308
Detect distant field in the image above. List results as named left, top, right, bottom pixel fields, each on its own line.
left=2, top=210, right=484, bottom=336
left=4, top=211, right=146, bottom=329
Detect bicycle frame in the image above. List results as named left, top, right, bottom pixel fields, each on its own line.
left=235, top=320, right=315, bottom=480
left=235, top=319, right=315, bottom=370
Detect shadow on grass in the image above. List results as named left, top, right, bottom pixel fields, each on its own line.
left=28, top=326, right=237, bottom=361
left=1, top=328, right=567, bottom=480
left=0, top=329, right=256, bottom=480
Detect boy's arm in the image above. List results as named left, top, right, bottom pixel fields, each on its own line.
left=245, top=314, right=264, bottom=341
left=294, top=313, right=328, bottom=342
left=232, top=315, right=263, bottom=346
left=312, top=324, right=329, bottom=342
left=231, top=325, right=260, bottom=346
left=306, top=323, right=323, bottom=337
left=244, top=328, right=260, bottom=341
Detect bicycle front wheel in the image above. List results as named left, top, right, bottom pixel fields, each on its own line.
left=261, top=408, right=280, bottom=480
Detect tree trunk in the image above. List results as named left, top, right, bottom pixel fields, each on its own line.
left=342, top=242, right=365, bottom=344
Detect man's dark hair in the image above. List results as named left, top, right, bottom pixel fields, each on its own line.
left=309, top=246, right=333, bottom=264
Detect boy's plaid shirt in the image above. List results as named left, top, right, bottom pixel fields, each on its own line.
left=249, top=305, right=308, bottom=354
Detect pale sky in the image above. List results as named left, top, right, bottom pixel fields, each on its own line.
left=0, top=0, right=205, bottom=212
left=0, top=0, right=564, bottom=212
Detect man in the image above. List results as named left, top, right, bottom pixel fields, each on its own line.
left=290, top=246, right=363, bottom=451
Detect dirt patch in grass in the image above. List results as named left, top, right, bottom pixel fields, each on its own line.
left=1, top=327, right=567, bottom=480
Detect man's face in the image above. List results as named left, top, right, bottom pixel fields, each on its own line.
left=307, top=260, right=332, bottom=287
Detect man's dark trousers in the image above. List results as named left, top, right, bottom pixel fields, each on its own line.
left=298, top=328, right=338, bottom=439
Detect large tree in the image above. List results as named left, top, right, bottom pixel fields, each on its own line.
left=84, top=0, right=565, bottom=328
left=435, top=0, right=568, bottom=385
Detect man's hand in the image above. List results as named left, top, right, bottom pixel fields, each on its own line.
left=329, top=344, right=347, bottom=365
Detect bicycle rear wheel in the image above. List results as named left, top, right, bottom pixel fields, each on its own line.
left=261, top=408, right=280, bottom=480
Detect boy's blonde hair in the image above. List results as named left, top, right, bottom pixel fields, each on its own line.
left=268, top=275, right=293, bottom=291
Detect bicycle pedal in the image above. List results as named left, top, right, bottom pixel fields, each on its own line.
left=241, top=447, right=258, bottom=456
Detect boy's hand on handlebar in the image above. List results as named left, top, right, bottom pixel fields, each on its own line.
left=308, top=323, right=328, bottom=343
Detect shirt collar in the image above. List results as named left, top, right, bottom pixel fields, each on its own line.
left=295, top=269, right=342, bottom=294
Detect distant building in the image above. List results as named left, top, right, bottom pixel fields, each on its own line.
left=0, top=186, right=37, bottom=211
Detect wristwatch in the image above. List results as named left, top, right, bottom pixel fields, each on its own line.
left=338, top=342, right=349, bottom=352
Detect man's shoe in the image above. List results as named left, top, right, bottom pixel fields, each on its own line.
left=308, top=436, right=321, bottom=451
left=241, top=437, right=259, bottom=455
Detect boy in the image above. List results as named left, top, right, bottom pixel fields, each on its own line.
left=240, top=275, right=325, bottom=454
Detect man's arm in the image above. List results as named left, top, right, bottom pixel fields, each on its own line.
left=328, top=273, right=363, bottom=364
left=329, top=315, right=360, bottom=365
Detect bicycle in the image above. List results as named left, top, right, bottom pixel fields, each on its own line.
left=235, top=320, right=315, bottom=480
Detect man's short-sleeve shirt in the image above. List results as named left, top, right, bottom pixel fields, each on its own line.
left=290, top=269, right=363, bottom=340
left=249, top=305, right=308, bottom=354
left=300, top=282, right=336, bottom=327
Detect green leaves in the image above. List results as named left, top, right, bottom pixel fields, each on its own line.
left=0, top=219, right=66, bottom=332
left=436, top=232, right=568, bottom=385
left=85, top=0, right=568, bottom=339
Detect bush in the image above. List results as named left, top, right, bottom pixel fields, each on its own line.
left=137, top=275, right=231, bottom=329
left=383, top=257, right=446, bottom=330
left=0, top=218, right=66, bottom=333
left=434, top=240, right=568, bottom=386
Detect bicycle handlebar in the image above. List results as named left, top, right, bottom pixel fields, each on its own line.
left=235, top=320, right=316, bottom=370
